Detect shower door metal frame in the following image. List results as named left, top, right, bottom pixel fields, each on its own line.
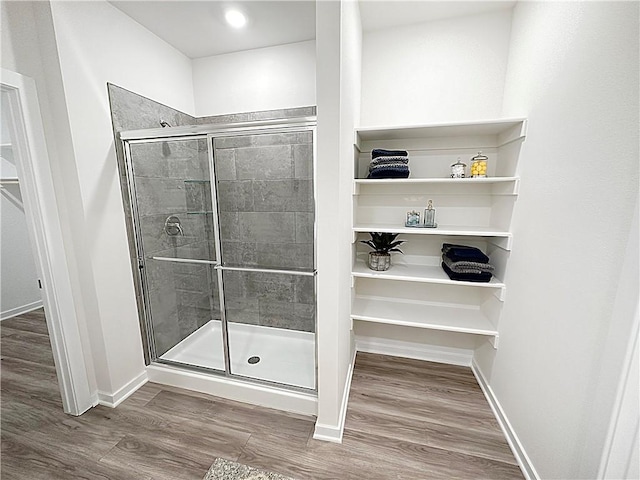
left=120, top=118, right=318, bottom=393
left=122, top=134, right=216, bottom=365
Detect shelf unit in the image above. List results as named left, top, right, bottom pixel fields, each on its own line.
left=351, top=118, right=526, bottom=349
left=352, top=258, right=506, bottom=290
left=351, top=297, right=498, bottom=337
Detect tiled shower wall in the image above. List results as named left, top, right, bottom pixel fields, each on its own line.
left=109, top=84, right=197, bottom=359
left=214, top=130, right=315, bottom=333
left=128, top=138, right=219, bottom=356
left=108, top=83, right=317, bottom=358
left=215, top=131, right=313, bottom=270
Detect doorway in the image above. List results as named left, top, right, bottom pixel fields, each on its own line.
left=1, top=68, right=93, bottom=415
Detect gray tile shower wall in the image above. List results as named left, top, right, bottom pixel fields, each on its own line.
left=108, top=84, right=195, bottom=132
left=108, top=83, right=317, bottom=358
left=128, top=138, right=218, bottom=349
left=144, top=259, right=220, bottom=356
left=108, top=84, right=198, bottom=361
left=214, top=129, right=315, bottom=332
left=108, top=85, right=222, bottom=357
left=223, top=271, right=315, bottom=333
left=143, top=259, right=180, bottom=356
left=196, top=106, right=316, bottom=125
left=214, top=130, right=314, bottom=272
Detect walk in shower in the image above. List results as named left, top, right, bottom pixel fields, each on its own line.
left=120, top=118, right=316, bottom=391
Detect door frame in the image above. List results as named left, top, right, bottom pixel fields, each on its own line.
left=1, top=68, right=94, bottom=415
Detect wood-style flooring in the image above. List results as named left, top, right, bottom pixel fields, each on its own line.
left=1, top=309, right=523, bottom=479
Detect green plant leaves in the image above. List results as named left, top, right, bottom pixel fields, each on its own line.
left=359, top=232, right=405, bottom=254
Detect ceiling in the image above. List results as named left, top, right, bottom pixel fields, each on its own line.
left=109, top=1, right=317, bottom=58
left=359, top=1, right=515, bottom=32
left=109, top=1, right=515, bottom=59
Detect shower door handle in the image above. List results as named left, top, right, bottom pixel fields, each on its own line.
left=216, top=265, right=315, bottom=276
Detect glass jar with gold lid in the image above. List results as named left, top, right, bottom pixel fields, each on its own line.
left=470, top=151, right=488, bottom=178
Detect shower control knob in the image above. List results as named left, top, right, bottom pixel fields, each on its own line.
left=164, top=215, right=184, bottom=236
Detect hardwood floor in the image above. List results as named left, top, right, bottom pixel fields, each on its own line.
left=1, top=309, right=523, bottom=479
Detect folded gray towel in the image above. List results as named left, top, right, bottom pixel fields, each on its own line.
left=370, top=156, right=409, bottom=166
left=442, top=255, right=495, bottom=274
left=369, top=162, right=411, bottom=172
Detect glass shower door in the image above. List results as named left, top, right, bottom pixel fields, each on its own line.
left=126, top=137, right=225, bottom=371
left=213, top=129, right=316, bottom=389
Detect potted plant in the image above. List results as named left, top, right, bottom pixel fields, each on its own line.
left=360, top=232, right=404, bottom=271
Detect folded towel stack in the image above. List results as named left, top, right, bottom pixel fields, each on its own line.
left=441, top=243, right=494, bottom=283
left=367, top=149, right=410, bottom=179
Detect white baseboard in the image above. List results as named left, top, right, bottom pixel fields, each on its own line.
left=313, top=422, right=343, bottom=443
left=355, top=335, right=473, bottom=366
left=1, top=300, right=43, bottom=321
left=146, top=363, right=317, bottom=416
left=97, top=370, right=148, bottom=408
left=313, top=347, right=357, bottom=444
left=471, top=360, right=540, bottom=480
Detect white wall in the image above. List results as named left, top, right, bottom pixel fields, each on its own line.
left=360, top=8, right=513, bottom=126
left=192, top=40, right=316, bottom=117
left=337, top=0, right=362, bottom=429
left=474, top=3, right=639, bottom=479
left=42, top=0, right=194, bottom=397
left=314, top=0, right=362, bottom=441
left=315, top=0, right=345, bottom=439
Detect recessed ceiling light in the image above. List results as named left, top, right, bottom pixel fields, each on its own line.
left=225, top=9, right=247, bottom=28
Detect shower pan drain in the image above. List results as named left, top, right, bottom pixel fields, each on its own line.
left=247, top=356, right=260, bottom=364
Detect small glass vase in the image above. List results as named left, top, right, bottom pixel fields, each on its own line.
left=368, top=252, right=391, bottom=271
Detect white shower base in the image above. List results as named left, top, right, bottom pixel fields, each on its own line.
left=159, top=320, right=316, bottom=390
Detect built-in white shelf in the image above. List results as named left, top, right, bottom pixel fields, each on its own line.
left=353, top=223, right=510, bottom=235
left=355, top=118, right=527, bottom=151
left=352, top=258, right=505, bottom=290
left=353, top=223, right=512, bottom=240
left=353, top=176, right=520, bottom=195
left=354, top=176, right=518, bottom=185
left=351, top=296, right=499, bottom=342
left=350, top=118, right=526, bottom=352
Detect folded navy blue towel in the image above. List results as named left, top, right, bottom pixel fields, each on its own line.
left=442, top=243, right=490, bottom=264
left=441, top=262, right=492, bottom=283
left=367, top=166, right=410, bottom=179
left=371, top=148, right=409, bottom=158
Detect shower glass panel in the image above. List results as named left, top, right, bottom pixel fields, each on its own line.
left=127, top=138, right=224, bottom=371
left=213, top=130, right=316, bottom=389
